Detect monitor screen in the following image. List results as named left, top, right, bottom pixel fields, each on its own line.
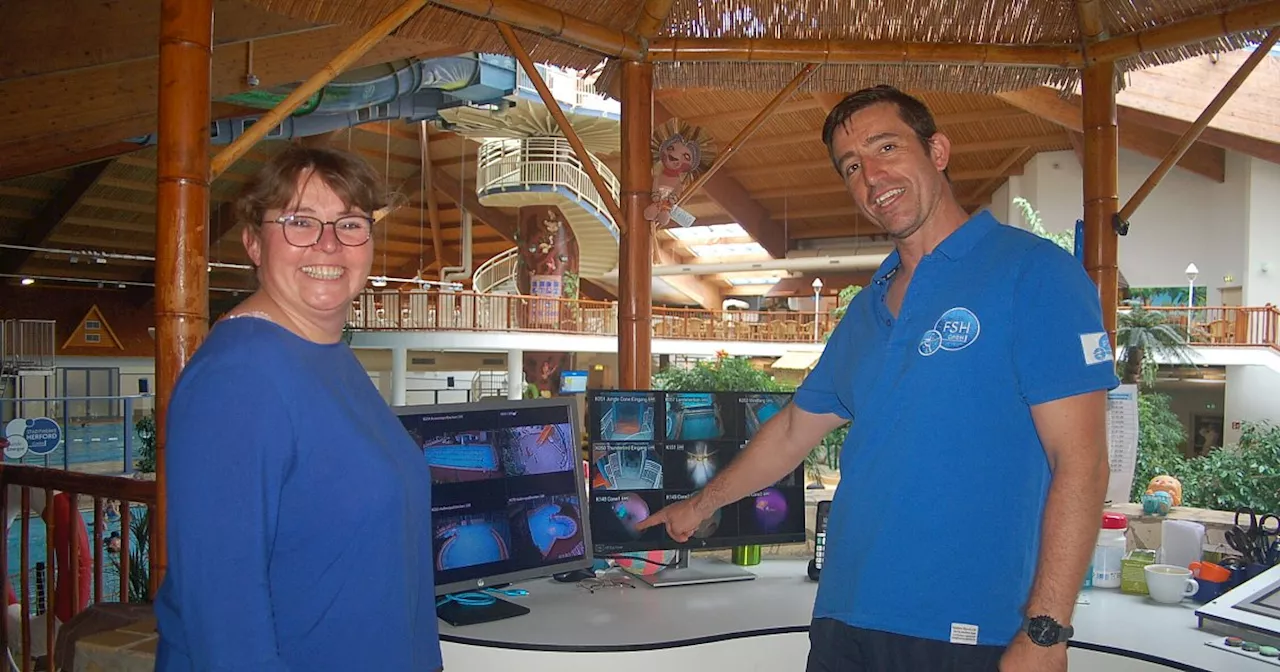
left=560, top=370, right=589, bottom=394
left=587, top=390, right=804, bottom=555
left=395, top=398, right=593, bottom=595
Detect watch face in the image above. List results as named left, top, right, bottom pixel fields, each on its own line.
left=1027, top=616, right=1059, bottom=645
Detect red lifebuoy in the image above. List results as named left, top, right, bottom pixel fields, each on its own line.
left=50, top=493, right=92, bottom=623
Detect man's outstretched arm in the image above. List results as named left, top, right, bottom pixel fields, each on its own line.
left=638, top=403, right=847, bottom=541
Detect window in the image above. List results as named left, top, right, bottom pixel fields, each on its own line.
left=84, top=333, right=101, bottom=343
left=726, top=276, right=781, bottom=286
left=667, top=223, right=748, bottom=241
left=688, top=242, right=768, bottom=258
left=85, top=320, right=101, bottom=331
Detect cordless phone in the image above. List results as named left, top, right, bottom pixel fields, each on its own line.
left=807, top=500, right=831, bottom=581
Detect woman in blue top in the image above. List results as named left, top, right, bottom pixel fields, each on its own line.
left=155, top=146, right=443, bottom=671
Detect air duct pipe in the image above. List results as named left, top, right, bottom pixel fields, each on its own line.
left=442, top=210, right=474, bottom=283
left=126, top=55, right=517, bottom=146
left=649, top=253, right=889, bottom=277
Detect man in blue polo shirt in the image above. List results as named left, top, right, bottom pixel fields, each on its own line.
left=639, top=85, right=1118, bottom=671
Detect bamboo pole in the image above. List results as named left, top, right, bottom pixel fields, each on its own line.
left=155, top=0, right=213, bottom=596
left=674, top=64, right=819, bottom=208
left=619, top=60, right=653, bottom=389
left=1081, top=61, right=1119, bottom=344
left=497, top=22, right=628, bottom=233
left=1120, top=26, right=1280, bottom=222
left=433, top=0, right=642, bottom=59
left=210, top=0, right=429, bottom=178
left=1088, top=0, right=1280, bottom=63
left=634, top=0, right=677, bottom=37
left=419, top=121, right=445, bottom=273
left=646, top=38, right=1083, bottom=67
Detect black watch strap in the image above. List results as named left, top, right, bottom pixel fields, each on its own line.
left=1022, top=614, right=1073, bottom=647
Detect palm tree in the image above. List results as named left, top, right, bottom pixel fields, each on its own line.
left=1116, top=300, right=1194, bottom=386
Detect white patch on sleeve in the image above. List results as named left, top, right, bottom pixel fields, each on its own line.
left=949, top=623, right=979, bottom=645
left=1080, top=332, right=1113, bottom=366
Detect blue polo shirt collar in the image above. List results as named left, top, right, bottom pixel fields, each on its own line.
left=933, top=210, right=999, bottom=260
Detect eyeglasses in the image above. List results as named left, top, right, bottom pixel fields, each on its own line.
left=271, top=214, right=374, bottom=247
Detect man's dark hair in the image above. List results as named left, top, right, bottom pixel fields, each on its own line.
left=821, top=85, right=940, bottom=172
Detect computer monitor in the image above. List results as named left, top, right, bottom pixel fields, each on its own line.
left=395, top=397, right=592, bottom=622
left=559, top=370, right=588, bottom=394
left=586, top=390, right=804, bottom=587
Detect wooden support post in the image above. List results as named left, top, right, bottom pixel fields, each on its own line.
left=619, top=61, right=653, bottom=389
left=1119, top=26, right=1280, bottom=223
left=155, top=0, right=214, bottom=595
left=1081, top=62, right=1119, bottom=345
left=674, top=63, right=819, bottom=208
left=497, top=22, right=627, bottom=233
left=209, top=0, right=429, bottom=178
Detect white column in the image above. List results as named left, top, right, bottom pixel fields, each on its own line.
left=391, top=346, right=407, bottom=407
left=507, top=349, right=524, bottom=400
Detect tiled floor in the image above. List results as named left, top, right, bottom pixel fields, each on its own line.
left=73, top=617, right=156, bottom=672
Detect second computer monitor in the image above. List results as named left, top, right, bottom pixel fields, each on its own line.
left=587, top=390, right=804, bottom=555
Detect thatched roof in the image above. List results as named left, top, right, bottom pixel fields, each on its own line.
left=250, top=0, right=1273, bottom=93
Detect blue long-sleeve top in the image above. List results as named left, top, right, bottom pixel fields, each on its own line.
left=155, top=317, right=442, bottom=671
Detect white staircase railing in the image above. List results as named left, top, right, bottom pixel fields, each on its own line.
left=476, top=137, right=621, bottom=238
left=473, top=246, right=520, bottom=294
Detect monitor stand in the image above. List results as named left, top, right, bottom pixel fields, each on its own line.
left=636, top=550, right=758, bottom=588
left=436, top=595, right=531, bottom=627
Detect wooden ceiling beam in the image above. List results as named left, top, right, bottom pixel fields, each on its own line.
left=0, top=0, right=322, bottom=80
left=997, top=88, right=1225, bottom=182
left=0, top=27, right=440, bottom=179
left=655, top=102, right=787, bottom=258
left=1087, top=0, right=1280, bottom=63
left=646, top=38, right=1083, bottom=67
left=682, top=99, right=820, bottom=128
left=0, top=160, right=113, bottom=275
left=430, top=168, right=517, bottom=241
left=1117, top=105, right=1280, bottom=164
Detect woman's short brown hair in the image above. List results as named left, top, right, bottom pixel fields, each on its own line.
left=234, top=145, right=393, bottom=229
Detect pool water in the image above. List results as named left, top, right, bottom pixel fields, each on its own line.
left=4, top=505, right=147, bottom=605
left=3, top=421, right=138, bottom=471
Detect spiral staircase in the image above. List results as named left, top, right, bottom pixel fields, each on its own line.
left=440, top=61, right=704, bottom=305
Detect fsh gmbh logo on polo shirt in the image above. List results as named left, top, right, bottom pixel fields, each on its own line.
left=1081, top=332, right=1113, bottom=365
left=918, top=307, right=981, bottom=356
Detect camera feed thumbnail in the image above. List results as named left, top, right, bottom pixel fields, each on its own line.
left=500, top=422, right=574, bottom=477
left=509, top=494, right=585, bottom=562
left=666, top=393, right=726, bottom=442
left=433, top=510, right=512, bottom=572
left=591, top=444, right=663, bottom=490
left=590, top=491, right=664, bottom=543
left=594, top=393, right=656, bottom=442
left=668, top=494, right=740, bottom=542
left=663, top=441, right=737, bottom=490
left=739, top=487, right=804, bottom=537
left=742, top=393, right=790, bottom=438
left=422, top=431, right=501, bottom=483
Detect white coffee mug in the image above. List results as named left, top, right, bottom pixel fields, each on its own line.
left=1144, top=564, right=1199, bottom=604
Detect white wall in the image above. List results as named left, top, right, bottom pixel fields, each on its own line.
left=1223, top=365, right=1280, bottom=446
left=1009, top=149, right=1250, bottom=295
left=367, top=370, right=486, bottom=407
left=1245, top=157, right=1280, bottom=306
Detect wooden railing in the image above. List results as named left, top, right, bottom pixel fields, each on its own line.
left=0, top=466, right=156, bottom=672
left=348, top=291, right=1280, bottom=350
left=349, top=290, right=836, bottom=343
left=1138, top=305, right=1280, bottom=350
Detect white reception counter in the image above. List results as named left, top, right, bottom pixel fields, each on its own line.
left=438, top=559, right=1277, bottom=671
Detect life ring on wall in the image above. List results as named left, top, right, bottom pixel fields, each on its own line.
left=3, top=489, right=92, bottom=621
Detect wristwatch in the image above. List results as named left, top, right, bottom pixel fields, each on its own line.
left=1022, top=615, right=1073, bottom=647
